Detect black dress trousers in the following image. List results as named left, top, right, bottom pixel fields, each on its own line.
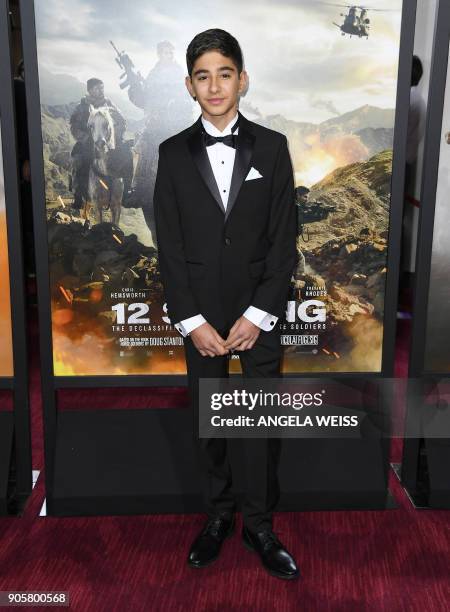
left=184, top=323, right=282, bottom=533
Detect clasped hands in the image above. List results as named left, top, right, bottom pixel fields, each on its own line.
left=190, top=316, right=260, bottom=358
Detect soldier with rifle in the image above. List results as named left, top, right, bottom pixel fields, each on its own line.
left=295, top=185, right=336, bottom=243
left=111, top=40, right=193, bottom=244
left=293, top=186, right=337, bottom=282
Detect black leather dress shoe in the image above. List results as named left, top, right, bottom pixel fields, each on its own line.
left=188, top=513, right=235, bottom=568
left=242, top=526, right=300, bottom=580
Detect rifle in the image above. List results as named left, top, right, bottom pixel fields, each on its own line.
left=110, top=40, right=144, bottom=90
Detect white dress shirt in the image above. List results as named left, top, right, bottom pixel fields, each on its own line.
left=174, top=113, right=278, bottom=337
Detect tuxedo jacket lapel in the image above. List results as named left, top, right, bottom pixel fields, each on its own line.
left=187, top=119, right=226, bottom=216
left=225, top=116, right=255, bottom=222
left=186, top=113, right=255, bottom=222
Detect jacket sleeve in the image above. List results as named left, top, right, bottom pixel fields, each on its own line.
left=153, top=144, right=202, bottom=324
left=127, top=80, right=146, bottom=110
left=251, top=135, right=298, bottom=318
left=69, top=103, right=88, bottom=142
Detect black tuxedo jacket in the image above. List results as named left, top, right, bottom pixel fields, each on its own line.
left=154, top=112, right=298, bottom=331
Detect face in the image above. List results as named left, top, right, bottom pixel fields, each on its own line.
left=88, top=83, right=104, bottom=100
left=159, top=47, right=174, bottom=63
left=186, top=50, right=247, bottom=121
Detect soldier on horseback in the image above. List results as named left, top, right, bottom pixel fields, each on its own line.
left=70, top=78, right=127, bottom=210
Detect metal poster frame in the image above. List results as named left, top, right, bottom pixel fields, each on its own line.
left=401, top=0, right=450, bottom=501
left=0, top=0, right=32, bottom=513
left=21, top=0, right=416, bottom=514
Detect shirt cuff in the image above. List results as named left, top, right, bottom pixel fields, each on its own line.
left=243, top=305, right=278, bottom=331
left=174, top=314, right=206, bottom=337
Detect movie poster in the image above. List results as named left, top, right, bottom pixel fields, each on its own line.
left=0, top=124, right=14, bottom=377
left=424, top=40, right=450, bottom=373
left=33, top=0, right=403, bottom=375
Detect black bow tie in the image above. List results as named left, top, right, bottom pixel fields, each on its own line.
left=203, top=132, right=237, bottom=148
left=203, top=116, right=240, bottom=149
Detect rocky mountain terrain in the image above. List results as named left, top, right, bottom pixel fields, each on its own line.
left=319, top=104, right=395, bottom=134
left=287, top=149, right=392, bottom=369
left=40, top=104, right=75, bottom=199
left=302, top=149, right=392, bottom=251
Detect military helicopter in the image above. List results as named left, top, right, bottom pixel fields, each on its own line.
left=319, top=3, right=396, bottom=39
left=335, top=6, right=370, bottom=38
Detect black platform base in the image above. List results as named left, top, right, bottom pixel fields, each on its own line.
left=278, top=438, right=395, bottom=511
left=392, top=461, right=450, bottom=509
left=50, top=409, right=203, bottom=516
left=49, top=409, right=394, bottom=516
left=0, top=412, right=14, bottom=515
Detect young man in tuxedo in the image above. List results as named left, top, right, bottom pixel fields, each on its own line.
left=154, top=29, right=299, bottom=580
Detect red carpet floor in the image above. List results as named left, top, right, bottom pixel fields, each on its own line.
left=0, top=309, right=449, bottom=611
